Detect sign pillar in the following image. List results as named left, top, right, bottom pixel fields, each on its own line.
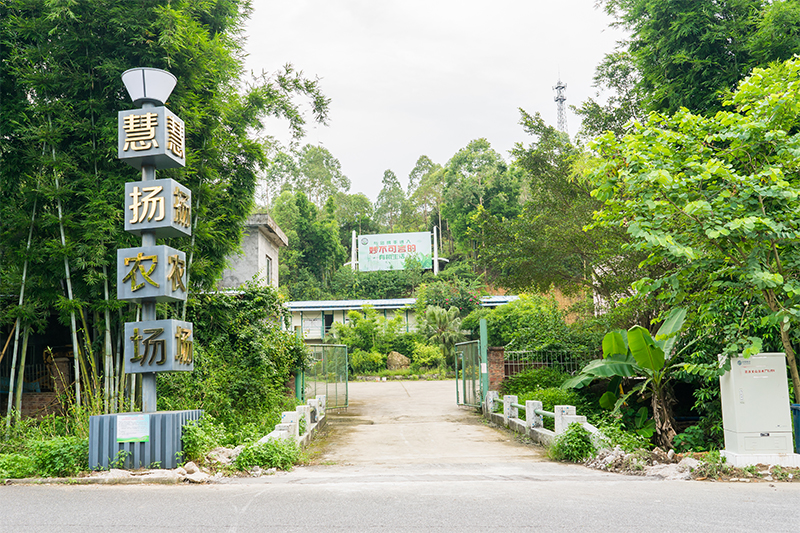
left=117, top=68, right=192, bottom=414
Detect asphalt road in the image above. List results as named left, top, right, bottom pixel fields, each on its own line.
left=2, top=380, right=799, bottom=532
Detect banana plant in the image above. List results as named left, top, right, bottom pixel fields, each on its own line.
left=563, top=308, right=688, bottom=449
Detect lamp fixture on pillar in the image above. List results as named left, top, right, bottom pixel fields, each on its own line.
left=121, top=67, right=177, bottom=106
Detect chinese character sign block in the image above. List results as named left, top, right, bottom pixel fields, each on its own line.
left=357, top=232, right=433, bottom=272
left=117, top=246, right=187, bottom=302
left=124, top=320, right=194, bottom=374
left=125, top=179, right=191, bottom=238
left=118, top=106, right=185, bottom=169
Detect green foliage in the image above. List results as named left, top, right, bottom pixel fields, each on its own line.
left=349, top=349, right=387, bottom=375
left=598, top=0, right=800, bottom=115
left=548, top=422, right=596, bottom=463
left=410, top=342, right=445, bottom=371
left=597, top=416, right=653, bottom=452
left=181, top=415, right=227, bottom=464
left=234, top=438, right=300, bottom=471
left=672, top=425, right=711, bottom=453
left=502, top=367, right=571, bottom=395
left=691, top=450, right=731, bottom=479
left=564, top=308, right=688, bottom=448
left=158, top=284, right=306, bottom=437
left=415, top=279, right=481, bottom=318
left=440, top=138, right=523, bottom=256
left=422, top=306, right=466, bottom=366
left=589, top=57, right=800, bottom=401
left=328, top=306, right=414, bottom=369
left=27, top=437, right=89, bottom=478
left=0, top=453, right=37, bottom=479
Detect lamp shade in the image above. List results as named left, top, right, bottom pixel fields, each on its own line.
left=121, top=68, right=177, bottom=106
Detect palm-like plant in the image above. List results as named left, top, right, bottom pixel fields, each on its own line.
left=424, top=306, right=465, bottom=365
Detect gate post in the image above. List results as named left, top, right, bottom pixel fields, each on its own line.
left=479, top=319, right=489, bottom=404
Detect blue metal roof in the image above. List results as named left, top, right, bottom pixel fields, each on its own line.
left=284, top=295, right=517, bottom=312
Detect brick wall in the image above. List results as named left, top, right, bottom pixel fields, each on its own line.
left=487, top=346, right=505, bottom=393
left=0, top=392, right=63, bottom=419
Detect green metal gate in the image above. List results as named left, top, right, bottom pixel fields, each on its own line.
left=455, top=319, right=488, bottom=407
left=304, top=344, right=348, bottom=409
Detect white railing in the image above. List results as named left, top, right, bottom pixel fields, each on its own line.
left=482, top=391, right=601, bottom=446
left=257, top=394, right=327, bottom=448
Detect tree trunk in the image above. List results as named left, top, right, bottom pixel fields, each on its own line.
left=13, top=327, right=31, bottom=422
left=103, top=265, right=113, bottom=413
left=779, top=326, right=800, bottom=404
left=652, top=384, right=677, bottom=450
left=5, top=196, right=36, bottom=430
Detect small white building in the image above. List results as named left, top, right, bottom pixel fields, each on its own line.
left=285, top=295, right=518, bottom=343
left=219, top=213, right=287, bottom=289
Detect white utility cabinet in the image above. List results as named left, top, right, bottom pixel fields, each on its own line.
left=720, top=352, right=794, bottom=454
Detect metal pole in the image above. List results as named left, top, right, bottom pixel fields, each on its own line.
left=433, top=227, right=439, bottom=275
left=140, top=130, right=157, bottom=412
left=480, top=318, right=489, bottom=403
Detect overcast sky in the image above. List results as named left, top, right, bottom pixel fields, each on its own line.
left=243, top=1, right=626, bottom=201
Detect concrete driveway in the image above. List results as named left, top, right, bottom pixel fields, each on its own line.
left=310, top=379, right=544, bottom=466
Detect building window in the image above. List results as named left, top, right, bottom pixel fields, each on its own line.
left=265, top=255, right=272, bottom=285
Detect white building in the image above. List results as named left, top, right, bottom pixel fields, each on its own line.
left=218, top=213, right=287, bottom=289
left=285, top=295, right=518, bottom=343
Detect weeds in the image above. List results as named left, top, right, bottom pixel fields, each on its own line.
left=548, top=422, right=596, bottom=463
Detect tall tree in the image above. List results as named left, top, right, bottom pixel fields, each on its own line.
left=473, top=112, right=658, bottom=320
left=587, top=57, right=800, bottom=402
left=0, top=0, right=328, bottom=409
left=600, top=0, right=762, bottom=114
left=441, top=139, right=522, bottom=257
left=375, top=170, right=405, bottom=232
left=261, top=143, right=350, bottom=208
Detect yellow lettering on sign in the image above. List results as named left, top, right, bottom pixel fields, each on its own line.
left=123, top=253, right=159, bottom=292
left=167, top=254, right=186, bottom=292
left=129, top=186, right=165, bottom=223
left=122, top=112, right=159, bottom=151
left=175, top=326, right=193, bottom=364
left=166, top=115, right=184, bottom=158
left=173, top=187, right=191, bottom=228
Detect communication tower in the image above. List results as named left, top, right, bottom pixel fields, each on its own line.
left=553, top=78, right=568, bottom=135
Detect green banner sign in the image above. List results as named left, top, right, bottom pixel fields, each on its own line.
left=357, top=232, right=432, bottom=272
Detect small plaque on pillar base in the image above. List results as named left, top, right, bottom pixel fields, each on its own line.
left=124, top=319, right=194, bottom=374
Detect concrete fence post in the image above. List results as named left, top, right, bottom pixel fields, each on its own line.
left=316, top=395, right=326, bottom=418
left=503, top=395, right=518, bottom=422
left=526, top=400, right=543, bottom=429
left=554, top=405, right=575, bottom=435
left=554, top=405, right=588, bottom=435
left=307, top=398, right=319, bottom=423
left=485, top=391, right=499, bottom=415
left=280, top=411, right=300, bottom=438
left=296, top=405, right=310, bottom=436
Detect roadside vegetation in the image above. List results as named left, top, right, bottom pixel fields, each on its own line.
left=4, top=1, right=800, bottom=480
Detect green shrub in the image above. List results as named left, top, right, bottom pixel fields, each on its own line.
left=691, top=450, right=731, bottom=478
left=672, top=425, right=710, bottom=453
left=28, top=437, right=89, bottom=477
left=597, top=416, right=653, bottom=452
left=410, top=342, right=444, bottom=371
left=549, top=422, right=596, bottom=462
left=415, top=279, right=481, bottom=318
left=158, top=284, right=307, bottom=440
left=349, top=349, right=387, bottom=374
left=0, top=453, right=38, bottom=479
left=234, top=438, right=300, bottom=471
left=181, top=415, right=227, bottom=464
left=516, top=387, right=585, bottom=413
left=503, top=367, right=570, bottom=395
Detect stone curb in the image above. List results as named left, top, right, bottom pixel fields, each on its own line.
left=4, top=475, right=180, bottom=485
